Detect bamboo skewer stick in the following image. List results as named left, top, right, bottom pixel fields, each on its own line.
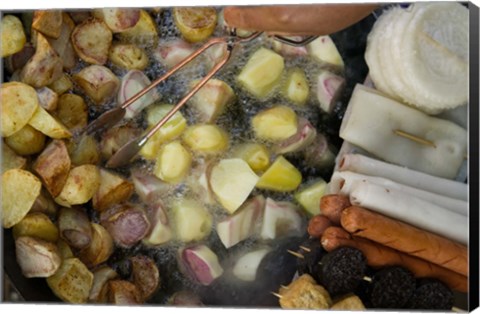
left=393, top=129, right=437, bottom=148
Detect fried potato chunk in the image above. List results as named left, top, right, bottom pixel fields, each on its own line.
left=1, top=15, right=26, bottom=57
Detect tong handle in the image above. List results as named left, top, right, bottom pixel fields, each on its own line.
left=273, top=35, right=319, bottom=46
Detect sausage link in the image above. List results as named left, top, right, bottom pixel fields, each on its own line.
left=307, top=215, right=333, bottom=238
left=319, top=194, right=351, bottom=224
left=321, top=226, right=468, bottom=293
left=341, top=206, right=468, bottom=277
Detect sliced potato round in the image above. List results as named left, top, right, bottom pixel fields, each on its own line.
left=5, top=124, right=46, bottom=156
left=1, top=15, right=26, bottom=57
left=2, top=169, right=42, bottom=228
left=28, top=106, right=72, bottom=139
left=71, top=18, right=112, bottom=65
left=0, top=82, right=39, bottom=137
left=173, top=7, right=217, bottom=43
left=56, top=93, right=88, bottom=131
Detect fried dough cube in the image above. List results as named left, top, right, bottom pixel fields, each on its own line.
left=279, top=274, right=332, bottom=309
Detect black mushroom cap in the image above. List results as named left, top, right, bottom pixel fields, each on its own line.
left=369, top=266, right=416, bottom=309
left=318, top=246, right=367, bottom=297
left=406, top=278, right=454, bottom=310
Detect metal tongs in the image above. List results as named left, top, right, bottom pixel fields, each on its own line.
left=85, top=29, right=318, bottom=168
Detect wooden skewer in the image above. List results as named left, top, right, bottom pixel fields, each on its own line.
left=287, top=249, right=305, bottom=259
left=393, top=129, right=437, bottom=148
left=271, top=292, right=283, bottom=299
left=280, top=285, right=289, bottom=290
left=299, top=245, right=311, bottom=252
left=451, top=306, right=466, bottom=312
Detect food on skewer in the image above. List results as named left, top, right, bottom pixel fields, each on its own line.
left=330, top=294, right=366, bottom=310
left=367, top=266, right=416, bottom=309
left=278, top=274, right=332, bottom=309
left=406, top=278, right=454, bottom=310
left=295, top=237, right=327, bottom=282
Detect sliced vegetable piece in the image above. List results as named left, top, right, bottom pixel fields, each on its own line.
left=73, top=65, right=120, bottom=105
left=154, top=141, right=192, bottom=184
left=172, top=198, right=212, bottom=242
left=260, top=198, right=304, bottom=240
left=28, top=106, right=72, bottom=139
left=58, top=207, right=93, bottom=250
left=118, top=9, right=158, bottom=47
left=130, top=255, right=160, bottom=301
left=69, top=134, right=100, bottom=166
left=237, top=47, right=285, bottom=98
left=5, top=124, right=46, bottom=156
left=1, top=15, right=27, bottom=57
left=15, top=236, right=61, bottom=278
left=1, top=142, right=27, bottom=173
left=231, top=142, right=270, bottom=173
left=256, top=156, right=302, bottom=192
left=77, top=223, right=114, bottom=268
left=92, top=8, right=141, bottom=33
left=56, top=93, right=88, bottom=131
left=48, top=13, right=77, bottom=70
left=303, top=133, right=336, bottom=170
left=118, top=70, right=159, bottom=119
left=71, top=18, right=112, bottom=65
left=1, top=81, right=39, bottom=137
left=183, top=124, right=229, bottom=155
left=154, top=39, right=195, bottom=69
left=2, top=169, right=42, bottom=228
left=307, top=35, right=344, bottom=68
left=283, top=68, right=309, bottom=105
left=89, top=266, right=118, bottom=303
left=32, top=10, right=62, bottom=38
left=216, top=195, right=265, bottom=249
left=273, top=117, right=317, bottom=155
left=48, top=73, right=73, bottom=95
left=101, top=125, right=141, bottom=160
left=131, top=170, right=173, bottom=204
left=108, top=280, right=141, bottom=305
left=233, top=248, right=271, bottom=281
left=142, top=202, right=173, bottom=246
left=294, top=179, right=328, bottom=216
left=251, top=105, right=298, bottom=142
left=54, top=165, right=100, bottom=207
left=36, top=86, right=59, bottom=112
left=179, top=245, right=224, bottom=286
left=188, top=78, right=235, bottom=123
left=93, top=169, right=134, bottom=212
left=316, top=70, right=345, bottom=113
left=13, top=212, right=59, bottom=242
left=47, top=258, right=94, bottom=304
left=210, top=159, right=259, bottom=214
left=109, top=43, right=148, bottom=70
left=173, top=7, right=217, bottom=43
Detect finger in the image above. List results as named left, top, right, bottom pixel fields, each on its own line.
left=224, top=4, right=378, bottom=35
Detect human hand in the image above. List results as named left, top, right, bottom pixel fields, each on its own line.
left=223, top=4, right=378, bottom=36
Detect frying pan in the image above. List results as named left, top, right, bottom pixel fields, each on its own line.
left=1, top=6, right=472, bottom=310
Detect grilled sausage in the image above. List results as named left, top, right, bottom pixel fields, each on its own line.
left=307, top=215, right=333, bottom=238
left=340, top=206, right=468, bottom=276
left=319, top=194, right=351, bottom=224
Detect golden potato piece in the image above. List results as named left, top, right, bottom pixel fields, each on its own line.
left=92, top=169, right=134, bottom=212
left=56, top=93, right=88, bottom=131
left=68, top=134, right=100, bottom=166
left=73, top=65, right=120, bottom=105
left=173, top=7, right=217, bottom=43
left=89, top=266, right=118, bottom=303
left=33, top=139, right=71, bottom=197
left=1, top=142, right=27, bottom=173
left=4, top=124, right=46, bottom=156
left=57, top=239, right=74, bottom=259
left=28, top=106, right=72, bottom=139
left=20, top=33, right=63, bottom=88
left=109, top=43, right=149, bottom=70
left=48, top=73, right=73, bottom=95
left=36, top=86, right=59, bottom=112
left=71, top=18, right=112, bottom=65
left=108, top=280, right=141, bottom=305
left=32, top=10, right=63, bottom=38
left=2, top=169, right=42, bottom=228
left=54, top=165, right=100, bottom=207
left=0, top=82, right=39, bottom=137
left=78, top=223, right=114, bottom=268
left=12, top=212, right=59, bottom=242
left=47, top=257, right=94, bottom=304
left=15, top=236, right=62, bottom=278
left=1, top=15, right=27, bottom=57
left=92, top=8, right=141, bottom=33
left=118, top=10, right=158, bottom=47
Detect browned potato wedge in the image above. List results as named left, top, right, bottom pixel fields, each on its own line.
left=33, top=139, right=71, bottom=197
left=1, top=15, right=26, bottom=57
left=108, top=280, right=142, bottom=305
left=109, top=43, right=149, bottom=70
left=89, top=266, right=118, bottom=303
left=58, top=207, right=93, bottom=249
left=1, top=142, right=27, bottom=173
left=78, top=223, right=114, bottom=268
left=15, top=236, right=61, bottom=278
left=71, top=18, right=112, bottom=65
left=68, top=134, right=100, bottom=166
left=73, top=65, right=120, bottom=105
left=4, top=124, right=46, bottom=156
left=118, top=10, right=158, bottom=47
left=1, top=81, right=39, bottom=137
left=56, top=93, right=88, bottom=131
left=30, top=189, right=58, bottom=216
left=48, top=73, right=73, bottom=95
left=36, top=87, right=59, bottom=112
left=92, top=8, right=141, bottom=33
left=173, top=7, right=217, bottom=43
left=46, top=257, right=94, bottom=304
left=48, top=13, right=77, bottom=70
left=92, top=169, right=134, bottom=212
left=32, top=10, right=63, bottom=38
left=130, top=255, right=160, bottom=301
left=28, top=106, right=72, bottom=139
left=19, top=33, right=63, bottom=88
left=2, top=169, right=42, bottom=228
left=12, top=212, right=59, bottom=242
left=54, top=165, right=100, bottom=207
